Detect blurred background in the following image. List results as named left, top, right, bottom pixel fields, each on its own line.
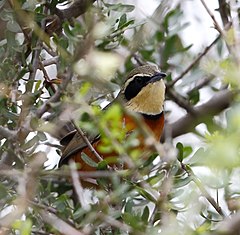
left=0, top=0, right=240, bottom=234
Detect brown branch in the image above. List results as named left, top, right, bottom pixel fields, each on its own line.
left=218, top=0, right=231, bottom=28
left=69, top=161, right=90, bottom=210
left=193, top=176, right=226, bottom=217
left=212, top=212, right=240, bottom=235
left=167, top=88, right=196, bottom=114
left=182, top=163, right=226, bottom=217
left=163, top=89, right=234, bottom=139
left=187, top=75, right=213, bottom=95
left=102, top=215, right=140, bottom=234
left=71, top=120, right=103, bottom=162
left=200, top=0, right=238, bottom=65
left=168, top=35, right=221, bottom=87
left=38, top=209, right=87, bottom=235
left=36, top=70, right=72, bottom=118
left=200, top=0, right=225, bottom=35
left=0, top=126, right=17, bottom=140
left=41, top=169, right=119, bottom=179
left=42, top=56, right=59, bottom=67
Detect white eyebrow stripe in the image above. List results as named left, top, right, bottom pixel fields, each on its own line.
left=123, top=73, right=152, bottom=93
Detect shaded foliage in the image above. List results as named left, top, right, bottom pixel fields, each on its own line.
left=0, top=0, right=240, bottom=235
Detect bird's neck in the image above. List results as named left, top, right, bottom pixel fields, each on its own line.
left=141, top=112, right=165, bottom=141
left=125, top=80, right=165, bottom=115
left=141, top=112, right=164, bottom=120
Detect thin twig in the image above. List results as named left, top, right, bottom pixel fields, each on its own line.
left=200, top=0, right=239, bottom=64
left=168, top=35, right=221, bottom=87
left=42, top=56, right=59, bottom=67
left=200, top=0, right=225, bottom=35
left=43, top=44, right=57, bottom=57
left=102, top=215, right=133, bottom=234
left=100, top=124, right=160, bottom=200
left=194, top=176, right=226, bottom=217
left=35, top=169, right=120, bottom=179
left=162, top=89, right=234, bottom=140
left=30, top=200, right=58, bottom=214
left=0, top=126, right=17, bottom=139
left=39, top=62, right=51, bottom=81
left=150, top=166, right=172, bottom=224
left=133, top=53, right=146, bottom=66
left=43, top=142, right=62, bottom=149
left=218, top=0, right=231, bottom=28
left=182, top=163, right=226, bottom=217
left=187, top=75, right=213, bottom=95
left=38, top=209, right=86, bottom=235
left=71, top=120, right=103, bottom=162
left=69, top=161, right=90, bottom=211
left=27, top=10, right=48, bottom=92
left=36, top=69, right=72, bottom=118
left=167, top=88, right=196, bottom=114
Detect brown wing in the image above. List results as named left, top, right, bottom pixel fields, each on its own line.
left=59, top=131, right=100, bottom=166
left=59, top=93, right=125, bottom=166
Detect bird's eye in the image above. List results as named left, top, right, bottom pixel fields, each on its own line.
left=135, top=76, right=143, bottom=83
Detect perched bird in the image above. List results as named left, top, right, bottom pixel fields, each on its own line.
left=59, top=65, right=166, bottom=176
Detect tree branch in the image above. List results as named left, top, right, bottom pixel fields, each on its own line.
left=218, top=0, right=231, bottom=28
left=71, top=120, right=103, bottom=162
left=168, top=35, right=221, bottom=87
left=187, top=75, right=213, bottom=95
left=38, top=209, right=86, bottom=235
left=213, top=212, right=240, bottom=235
left=200, top=0, right=225, bottom=35
left=164, top=89, right=234, bottom=139
left=0, top=126, right=17, bottom=140
left=181, top=163, right=226, bottom=217
left=167, top=88, right=196, bottom=114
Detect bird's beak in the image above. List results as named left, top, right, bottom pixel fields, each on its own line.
left=147, top=72, right=167, bottom=84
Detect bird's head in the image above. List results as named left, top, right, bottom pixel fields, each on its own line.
left=122, top=65, right=166, bottom=116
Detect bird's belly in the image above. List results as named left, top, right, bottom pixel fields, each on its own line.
left=72, top=113, right=164, bottom=171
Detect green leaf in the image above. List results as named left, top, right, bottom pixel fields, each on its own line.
left=81, top=152, right=98, bottom=168
left=174, top=176, right=193, bottom=188
left=176, top=142, right=183, bottom=162
left=124, top=199, right=134, bottom=213
left=0, top=184, right=8, bottom=199
left=135, top=185, right=157, bottom=203
left=142, top=206, right=149, bottom=224
left=105, top=3, right=135, bottom=12
left=12, top=219, right=32, bottom=235
left=188, top=89, right=200, bottom=105
left=118, top=14, right=127, bottom=29
left=183, top=146, right=193, bottom=159
left=34, top=80, right=42, bottom=93
left=187, top=147, right=205, bottom=166
left=7, top=21, right=21, bottom=33
left=117, top=19, right=134, bottom=31
left=37, top=131, right=47, bottom=141
left=97, top=160, right=108, bottom=170
left=63, top=21, right=74, bottom=38
left=22, top=136, right=39, bottom=151
left=122, top=212, right=143, bottom=230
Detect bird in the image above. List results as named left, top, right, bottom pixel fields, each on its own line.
left=58, top=64, right=166, bottom=180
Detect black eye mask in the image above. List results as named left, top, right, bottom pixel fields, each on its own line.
left=124, top=76, right=150, bottom=101
left=124, top=72, right=166, bottom=101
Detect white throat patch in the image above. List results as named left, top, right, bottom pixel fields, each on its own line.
left=126, top=79, right=165, bottom=115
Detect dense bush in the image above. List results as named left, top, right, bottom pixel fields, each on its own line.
left=0, top=0, right=239, bottom=234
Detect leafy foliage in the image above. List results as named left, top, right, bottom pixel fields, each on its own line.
left=0, top=0, right=240, bottom=234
